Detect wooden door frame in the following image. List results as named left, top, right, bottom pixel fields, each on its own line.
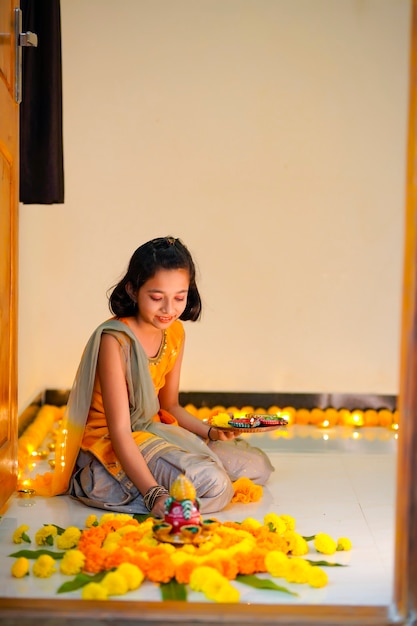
left=1, top=1, right=417, bottom=624
left=0, top=0, right=19, bottom=510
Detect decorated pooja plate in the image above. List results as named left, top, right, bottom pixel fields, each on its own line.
left=154, top=531, right=212, bottom=546
left=217, top=413, right=288, bottom=433
left=153, top=519, right=216, bottom=546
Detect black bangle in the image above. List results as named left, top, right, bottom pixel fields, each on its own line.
left=143, top=485, right=170, bottom=512
left=207, top=426, right=216, bottom=441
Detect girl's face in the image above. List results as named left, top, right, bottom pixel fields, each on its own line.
left=136, top=268, right=190, bottom=329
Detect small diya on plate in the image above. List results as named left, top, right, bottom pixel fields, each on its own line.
left=228, top=416, right=261, bottom=429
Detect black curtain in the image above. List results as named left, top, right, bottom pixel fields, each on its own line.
left=20, top=0, right=64, bottom=204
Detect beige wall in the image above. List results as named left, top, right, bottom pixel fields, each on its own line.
left=18, top=0, right=411, bottom=412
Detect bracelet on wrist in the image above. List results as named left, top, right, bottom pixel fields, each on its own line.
left=143, top=485, right=170, bottom=512
left=207, top=426, right=216, bottom=441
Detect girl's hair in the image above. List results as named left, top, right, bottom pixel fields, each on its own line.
left=109, top=237, right=202, bottom=321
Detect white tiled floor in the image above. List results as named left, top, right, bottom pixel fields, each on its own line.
left=0, top=426, right=397, bottom=606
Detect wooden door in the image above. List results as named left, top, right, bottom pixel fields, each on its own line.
left=0, top=0, right=19, bottom=511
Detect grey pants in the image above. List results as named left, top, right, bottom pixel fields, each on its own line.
left=70, top=438, right=274, bottom=515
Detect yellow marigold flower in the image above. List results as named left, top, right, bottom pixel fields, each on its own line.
left=337, top=537, right=352, bottom=551
left=207, top=579, right=240, bottom=603
left=290, top=533, right=309, bottom=557
left=101, top=570, right=129, bottom=596
left=308, top=566, right=328, bottom=588
left=117, top=524, right=141, bottom=537
left=117, top=563, right=144, bottom=590
left=190, top=566, right=239, bottom=603
left=241, top=517, right=262, bottom=530
left=32, top=554, right=57, bottom=578
left=102, top=531, right=122, bottom=550
left=139, top=518, right=155, bottom=532
left=35, top=524, right=58, bottom=546
left=189, top=566, right=221, bottom=592
left=229, top=536, right=256, bottom=556
left=279, top=514, right=296, bottom=531
left=56, top=526, right=82, bottom=550
left=205, top=547, right=229, bottom=562
left=264, top=551, right=289, bottom=578
left=263, top=513, right=286, bottom=535
left=85, top=515, right=98, bottom=528
left=170, top=551, right=196, bottom=567
left=285, top=558, right=311, bottom=584
left=139, top=534, right=159, bottom=547
left=12, top=524, right=31, bottom=544
left=60, top=549, right=86, bottom=576
left=210, top=412, right=232, bottom=428
left=198, top=540, right=216, bottom=554
left=160, top=542, right=176, bottom=554
left=283, top=530, right=299, bottom=552
left=11, top=557, right=30, bottom=578
left=181, top=544, right=197, bottom=554
left=114, top=513, right=135, bottom=523
left=81, top=582, right=108, bottom=600
left=209, top=533, right=224, bottom=546
left=314, top=533, right=337, bottom=555
left=99, top=513, right=116, bottom=525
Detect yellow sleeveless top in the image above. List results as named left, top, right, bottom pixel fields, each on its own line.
left=81, top=319, right=184, bottom=476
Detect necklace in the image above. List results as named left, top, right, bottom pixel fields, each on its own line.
left=148, top=330, right=167, bottom=366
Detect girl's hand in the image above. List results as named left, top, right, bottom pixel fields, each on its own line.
left=208, top=426, right=237, bottom=442
left=151, top=494, right=170, bottom=519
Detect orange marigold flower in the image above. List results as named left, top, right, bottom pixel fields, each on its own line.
left=221, top=521, right=248, bottom=532
left=104, top=547, right=135, bottom=570
left=218, top=558, right=239, bottom=580
left=146, top=554, right=175, bottom=583
left=78, top=525, right=107, bottom=550
left=255, top=529, right=289, bottom=554
left=82, top=546, right=108, bottom=573
left=175, top=560, right=197, bottom=584
left=130, top=553, right=151, bottom=573
left=214, top=525, right=252, bottom=548
left=234, top=549, right=265, bottom=575
left=232, top=476, right=263, bottom=504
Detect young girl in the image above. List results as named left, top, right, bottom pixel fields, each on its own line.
left=36, top=237, right=273, bottom=516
